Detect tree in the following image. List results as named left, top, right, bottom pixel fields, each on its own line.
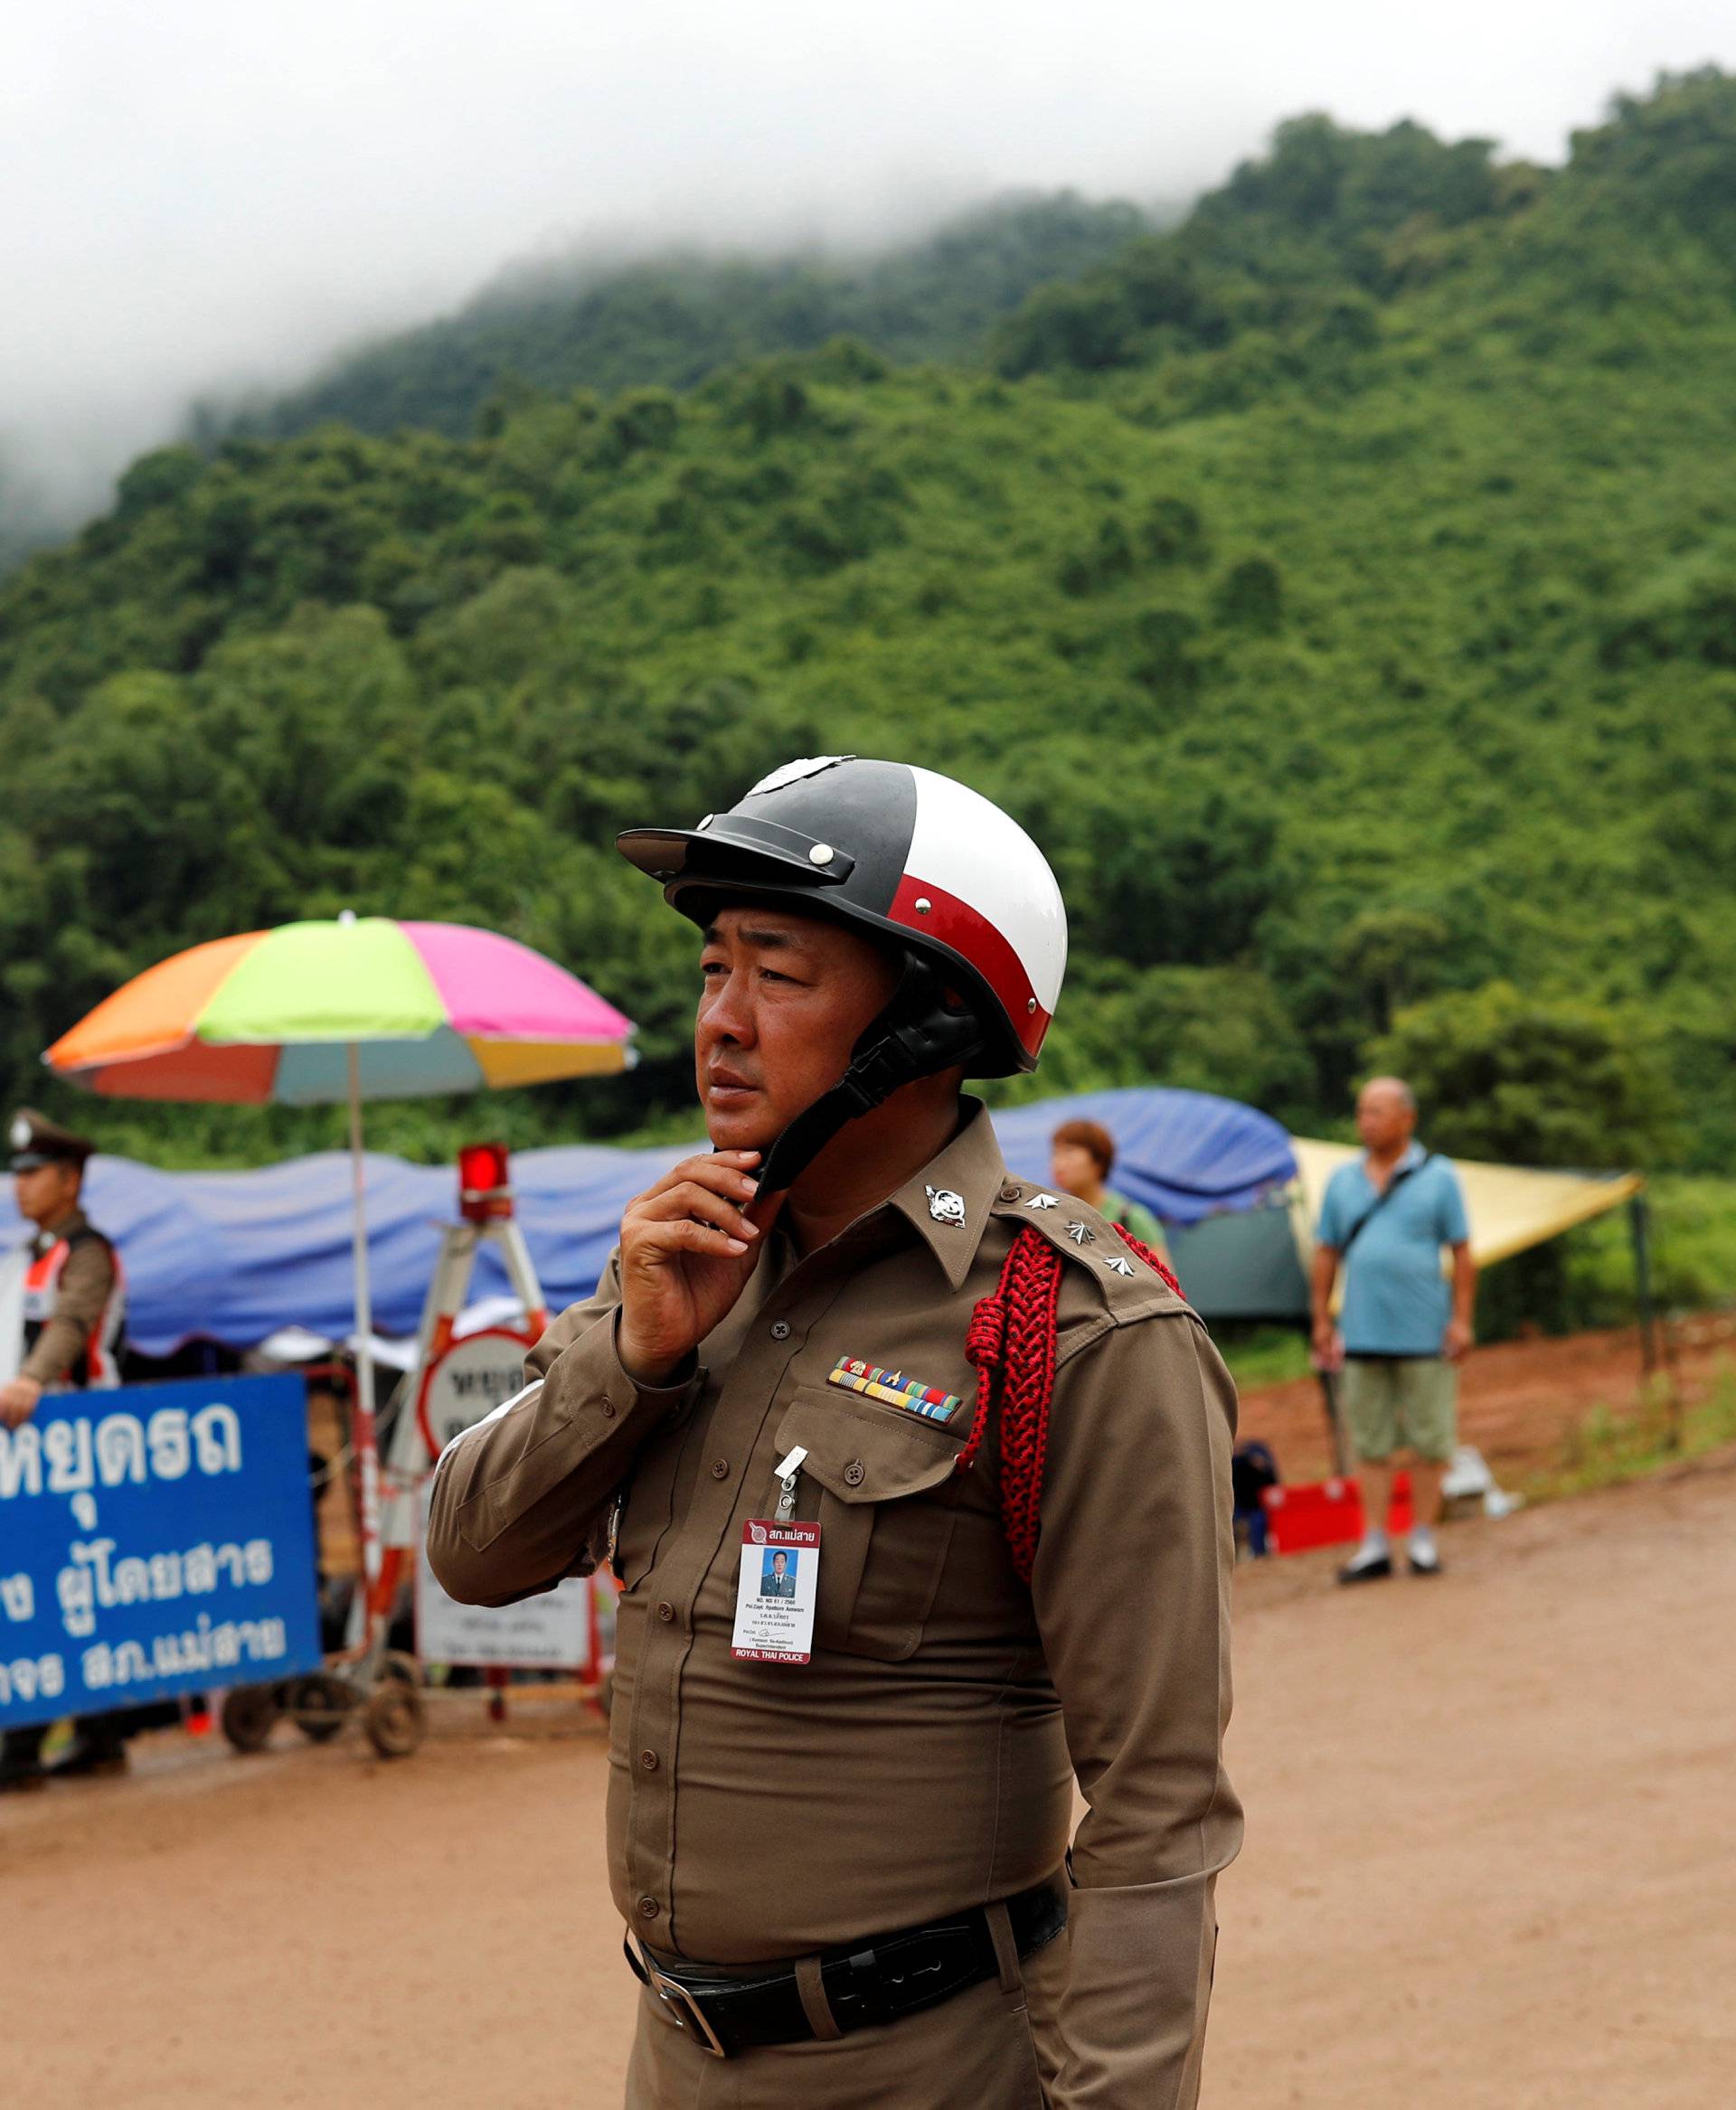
left=1331, top=908, right=1455, bottom=1035
left=1367, top=981, right=1679, bottom=1168
left=990, top=963, right=1313, bottom=1121
left=992, top=280, right=1137, bottom=377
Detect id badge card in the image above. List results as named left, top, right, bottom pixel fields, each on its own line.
left=730, top=1518, right=821, bottom=1664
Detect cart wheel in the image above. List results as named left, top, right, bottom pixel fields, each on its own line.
left=221, top=1682, right=281, bottom=1754
left=363, top=1679, right=425, bottom=1759
left=380, top=1651, right=422, bottom=1690
left=288, top=1672, right=354, bottom=1743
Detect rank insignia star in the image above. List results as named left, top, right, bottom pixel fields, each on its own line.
left=1103, top=1255, right=1137, bottom=1276
left=1066, top=1220, right=1095, bottom=1246
left=1026, top=1192, right=1058, bottom=1210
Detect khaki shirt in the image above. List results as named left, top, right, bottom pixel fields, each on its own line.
left=429, top=1103, right=1241, bottom=2105
left=20, top=1209, right=118, bottom=1388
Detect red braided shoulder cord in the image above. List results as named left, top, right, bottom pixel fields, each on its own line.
left=955, top=1220, right=1181, bottom=1584
left=956, top=1226, right=1061, bottom=1583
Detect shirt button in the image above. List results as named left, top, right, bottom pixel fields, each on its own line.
left=844, top=1459, right=865, bottom=1487
left=710, top=1458, right=730, bottom=1480
left=999, top=1182, right=1021, bottom=1202
left=600, top=1400, right=617, bottom=1419
left=769, top=1320, right=791, bottom=1342
left=639, top=1748, right=659, bottom=1771
left=656, top=1600, right=675, bottom=1622
left=637, top=1896, right=660, bottom=1920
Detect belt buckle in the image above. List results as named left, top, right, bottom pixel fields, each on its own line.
left=638, top=1947, right=729, bottom=2059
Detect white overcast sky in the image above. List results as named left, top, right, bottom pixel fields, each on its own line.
left=3, top=0, right=1731, bottom=529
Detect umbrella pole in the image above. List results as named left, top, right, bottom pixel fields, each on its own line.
left=346, top=1042, right=384, bottom=1631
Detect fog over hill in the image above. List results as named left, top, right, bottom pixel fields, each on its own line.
left=3, top=184, right=1165, bottom=570
left=197, top=193, right=1167, bottom=447
left=5, top=0, right=1732, bottom=559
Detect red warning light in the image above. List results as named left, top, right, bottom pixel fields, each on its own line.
left=458, top=1142, right=513, bottom=1221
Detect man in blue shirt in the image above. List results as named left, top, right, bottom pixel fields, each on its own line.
left=1311, top=1078, right=1477, bottom=1581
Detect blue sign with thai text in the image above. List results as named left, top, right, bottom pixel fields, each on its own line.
left=0, top=1373, right=321, bottom=1730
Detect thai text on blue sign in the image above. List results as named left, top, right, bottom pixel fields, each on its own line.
left=0, top=1373, right=322, bottom=1730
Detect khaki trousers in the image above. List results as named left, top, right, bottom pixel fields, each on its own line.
left=624, top=1909, right=1068, bottom=2109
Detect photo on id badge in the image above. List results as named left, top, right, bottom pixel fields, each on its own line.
left=731, top=1518, right=821, bottom=1663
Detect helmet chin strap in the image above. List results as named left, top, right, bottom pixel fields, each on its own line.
left=752, top=955, right=986, bottom=1198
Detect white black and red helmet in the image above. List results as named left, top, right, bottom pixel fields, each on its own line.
left=618, top=755, right=1068, bottom=1077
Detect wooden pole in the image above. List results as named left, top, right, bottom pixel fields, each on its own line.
left=1317, top=1364, right=1352, bottom=1477
left=1629, top=1191, right=1682, bottom=1452
left=1631, top=1192, right=1659, bottom=1378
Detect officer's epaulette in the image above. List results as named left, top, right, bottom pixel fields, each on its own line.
left=989, top=1176, right=1188, bottom=1321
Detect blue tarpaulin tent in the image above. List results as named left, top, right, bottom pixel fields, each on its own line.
left=992, top=1088, right=1294, bottom=1223
left=2, top=1088, right=1297, bottom=1356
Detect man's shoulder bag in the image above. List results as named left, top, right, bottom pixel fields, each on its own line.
left=1337, top=1152, right=1431, bottom=1259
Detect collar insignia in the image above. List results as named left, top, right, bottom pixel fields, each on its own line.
left=1103, top=1254, right=1137, bottom=1277
left=1026, top=1192, right=1058, bottom=1210
left=926, top=1185, right=966, bottom=1227
left=1066, top=1220, right=1095, bottom=1245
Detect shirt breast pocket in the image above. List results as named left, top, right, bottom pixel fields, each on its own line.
left=771, top=1388, right=967, bottom=1662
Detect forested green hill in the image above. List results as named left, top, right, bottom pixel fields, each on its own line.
left=208, top=194, right=1156, bottom=442
left=4, top=71, right=1734, bottom=1177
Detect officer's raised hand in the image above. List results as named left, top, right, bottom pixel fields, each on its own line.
left=617, top=1150, right=769, bottom=1383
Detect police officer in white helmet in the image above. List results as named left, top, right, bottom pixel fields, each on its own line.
left=430, top=757, right=1241, bottom=2106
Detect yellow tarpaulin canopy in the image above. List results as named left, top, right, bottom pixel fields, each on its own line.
left=1288, top=1139, right=1644, bottom=1268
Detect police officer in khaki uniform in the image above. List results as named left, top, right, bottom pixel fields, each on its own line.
left=2, top=1109, right=133, bottom=1789
left=5, top=1109, right=124, bottom=1418
left=429, top=758, right=1241, bottom=2107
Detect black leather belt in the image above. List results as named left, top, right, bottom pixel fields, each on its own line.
left=624, top=1878, right=1067, bottom=2058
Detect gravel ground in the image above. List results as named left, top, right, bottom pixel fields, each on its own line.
left=3, top=1455, right=1731, bottom=2108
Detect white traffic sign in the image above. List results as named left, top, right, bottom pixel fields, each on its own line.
left=415, top=1327, right=537, bottom=1460
left=414, top=1482, right=603, bottom=1671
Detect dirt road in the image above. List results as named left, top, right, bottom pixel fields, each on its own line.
left=1237, top=1313, right=1736, bottom=1487
left=5, top=1458, right=1731, bottom=2108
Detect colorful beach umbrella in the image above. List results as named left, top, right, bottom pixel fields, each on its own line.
left=44, top=915, right=637, bottom=1587
left=44, top=915, right=635, bottom=1102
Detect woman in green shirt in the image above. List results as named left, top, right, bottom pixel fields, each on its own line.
left=1049, top=1117, right=1173, bottom=1263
